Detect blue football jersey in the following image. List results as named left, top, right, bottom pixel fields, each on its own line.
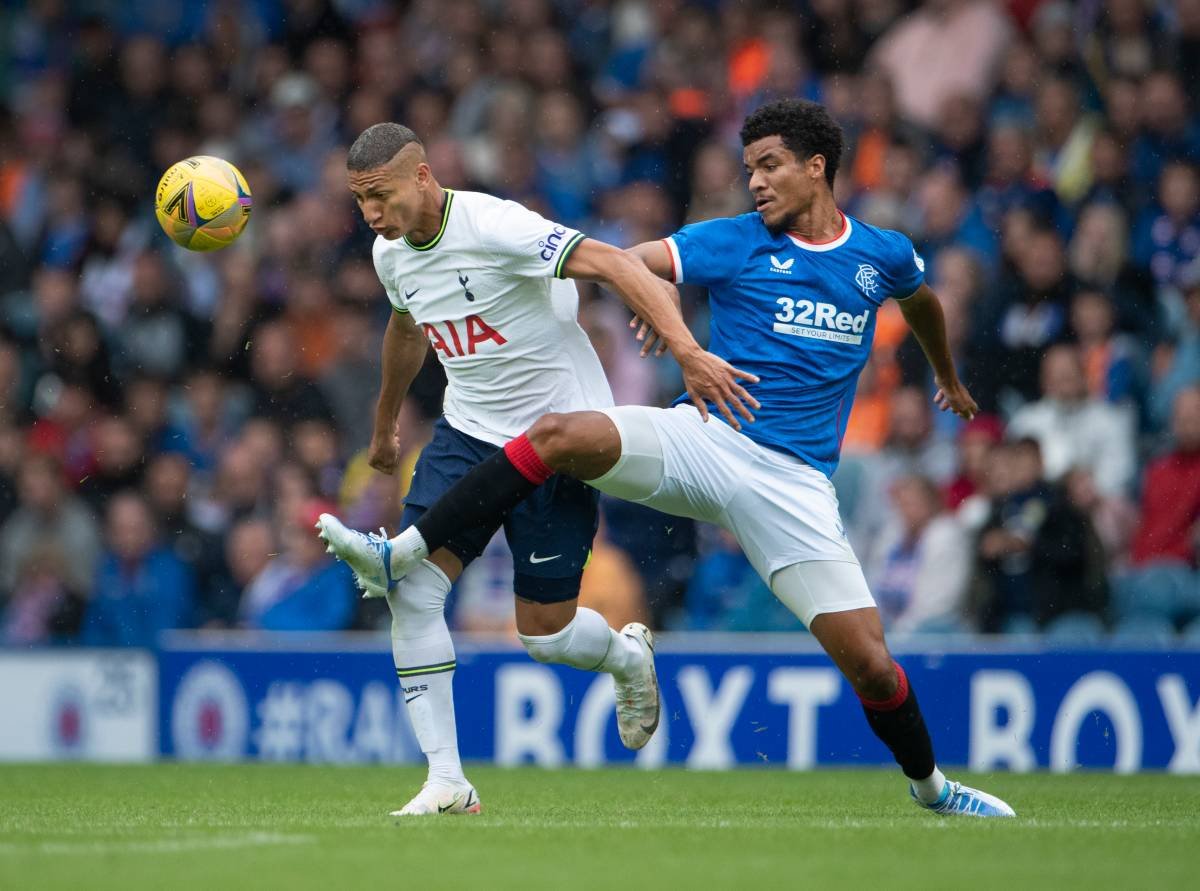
left=664, top=211, right=925, bottom=476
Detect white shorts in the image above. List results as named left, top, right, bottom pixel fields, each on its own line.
left=588, top=404, right=876, bottom=624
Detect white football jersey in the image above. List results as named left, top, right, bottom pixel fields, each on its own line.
left=372, top=189, right=613, bottom=446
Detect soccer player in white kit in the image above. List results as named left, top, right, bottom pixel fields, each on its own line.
left=334, top=102, right=1016, bottom=818
left=316, top=123, right=755, bottom=816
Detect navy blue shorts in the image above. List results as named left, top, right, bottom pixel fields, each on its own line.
left=400, top=418, right=599, bottom=603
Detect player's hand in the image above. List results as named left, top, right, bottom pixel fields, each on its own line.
left=680, top=349, right=761, bottom=431
left=367, top=433, right=401, bottom=475
left=933, top=376, right=978, bottom=421
left=628, top=280, right=683, bottom=358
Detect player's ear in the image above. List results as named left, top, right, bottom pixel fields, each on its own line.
left=808, top=153, right=826, bottom=181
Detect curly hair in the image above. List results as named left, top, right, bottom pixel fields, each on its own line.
left=740, top=99, right=845, bottom=187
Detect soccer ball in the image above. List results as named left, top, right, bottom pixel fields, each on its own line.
left=154, top=156, right=252, bottom=251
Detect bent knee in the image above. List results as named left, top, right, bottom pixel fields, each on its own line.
left=849, top=655, right=899, bottom=701
left=527, top=413, right=581, bottom=466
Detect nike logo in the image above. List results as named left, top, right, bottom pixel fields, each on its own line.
left=528, top=553, right=561, bottom=564
left=404, top=288, right=420, bottom=299
left=405, top=693, right=423, bottom=704
left=438, top=791, right=468, bottom=813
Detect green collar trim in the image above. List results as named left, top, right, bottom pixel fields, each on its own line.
left=404, top=189, right=454, bottom=251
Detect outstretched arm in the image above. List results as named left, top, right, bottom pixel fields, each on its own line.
left=563, top=238, right=760, bottom=429
left=897, top=284, right=978, bottom=420
left=369, top=310, right=428, bottom=473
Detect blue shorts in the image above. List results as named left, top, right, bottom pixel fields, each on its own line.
left=400, top=418, right=599, bottom=603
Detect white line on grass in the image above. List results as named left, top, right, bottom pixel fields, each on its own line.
left=0, top=832, right=316, bottom=856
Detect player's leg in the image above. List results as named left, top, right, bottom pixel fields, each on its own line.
left=775, top=568, right=1013, bottom=816
left=318, top=420, right=494, bottom=816
left=722, top=451, right=1013, bottom=816
left=772, top=567, right=945, bottom=800
left=386, top=544, right=480, bottom=816
left=380, top=410, right=651, bottom=576
left=503, top=474, right=658, bottom=749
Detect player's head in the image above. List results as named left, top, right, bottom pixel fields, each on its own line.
left=740, top=99, right=844, bottom=233
left=346, top=122, right=437, bottom=240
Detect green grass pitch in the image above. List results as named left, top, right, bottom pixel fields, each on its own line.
left=1, top=765, right=1197, bottom=890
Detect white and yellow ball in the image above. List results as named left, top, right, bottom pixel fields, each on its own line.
left=154, top=155, right=252, bottom=251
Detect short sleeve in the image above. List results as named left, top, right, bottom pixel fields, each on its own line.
left=476, top=199, right=585, bottom=279
left=890, top=233, right=926, bottom=301
left=664, top=217, right=752, bottom=288
left=372, top=240, right=408, bottom=313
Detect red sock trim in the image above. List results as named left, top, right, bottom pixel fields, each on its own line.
left=504, top=433, right=554, bottom=485
left=858, top=661, right=909, bottom=712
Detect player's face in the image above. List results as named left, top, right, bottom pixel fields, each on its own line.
left=347, top=149, right=431, bottom=240
left=743, top=136, right=824, bottom=233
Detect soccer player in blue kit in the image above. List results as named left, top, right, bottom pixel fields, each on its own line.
left=332, top=100, right=1015, bottom=817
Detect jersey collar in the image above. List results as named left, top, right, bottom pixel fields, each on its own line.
left=785, top=212, right=851, bottom=252
left=404, top=189, right=455, bottom=251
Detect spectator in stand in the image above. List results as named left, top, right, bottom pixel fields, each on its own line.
left=866, top=475, right=972, bottom=633
left=684, top=139, right=753, bottom=225
left=82, top=491, right=194, bottom=647
left=0, top=452, right=100, bottom=599
left=239, top=499, right=356, bottom=631
left=114, top=251, right=203, bottom=382
left=77, top=414, right=144, bottom=512
left=1129, top=70, right=1200, bottom=188
left=3, top=542, right=82, bottom=644
left=913, top=165, right=998, bottom=279
left=1008, top=344, right=1136, bottom=496
left=208, top=518, right=275, bottom=629
left=1070, top=289, right=1143, bottom=406
left=945, top=414, right=1005, bottom=514
left=1081, top=130, right=1138, bottom=217
left=869, top=0, right=1013, bottom=130
left=1132, top=160, right=1200, bottom=291
left=247, top=319, right=334, bottom=426
left=175, top=366, right=241, bottom=478
left=1033, top=75, right=1100, bottom=207
left=1064, top=466, right=1138, bottom=570
left=1068, top=202, right=1156, bottom=341
left=847, top=386, right=958, bottom=560
left=975, top=123, right=1069, bottom=238
left=972, top=438, right=1108, bottom=631
left=320, top=304, right=382, bottom=456
left=851, top=138, right=923, bottom=234
left=971, top=224, right=1074, bottom=409
left=1130, top=386, right=1200, bottom=568
left=142, top=452, right=229, bottom=626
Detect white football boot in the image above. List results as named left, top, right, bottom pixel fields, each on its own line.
left=390, top=782, right=482, bottom=817
left=613, top=622, right=660, bottom=750
left=314, top=513, right=396, bottom=598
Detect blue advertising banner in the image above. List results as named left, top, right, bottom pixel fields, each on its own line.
left=158, top=634, right=1200, bottom=773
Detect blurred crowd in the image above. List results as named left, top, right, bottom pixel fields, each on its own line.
left=4, top=0, right=1200, bottom=647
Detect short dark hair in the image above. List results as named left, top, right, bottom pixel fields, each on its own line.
left=346, top=123, right=422, bottom=171
left=740, top=99, right=844, bottom=187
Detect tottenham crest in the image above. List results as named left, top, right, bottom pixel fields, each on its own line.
left=855, top=264, right=879, bottom=296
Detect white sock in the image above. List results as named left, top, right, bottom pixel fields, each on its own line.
left=911, top=766, right=948, bottom=803
left=389, top=526, right=429, bottom=577
left=388, top=559, right=464, bottom=786
left=518, top=608, right=643, bottom=682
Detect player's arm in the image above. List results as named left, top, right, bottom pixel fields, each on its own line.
left=897, top=283, right=978, bottom=420
left=562, top=238, right=760, bottom=428
left=623, top=240, right=681, bottom=357
left=369, top=310, right=428, bottom=474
